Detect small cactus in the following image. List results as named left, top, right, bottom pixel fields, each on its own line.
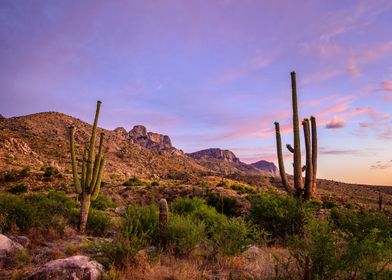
left=69, top=101, right=105, bottom=233
left=159, top=198, right=169, bottom=246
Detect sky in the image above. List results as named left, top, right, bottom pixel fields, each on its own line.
left=0, top=0, right=392, bottom=185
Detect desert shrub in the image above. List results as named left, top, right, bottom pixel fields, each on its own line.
left=230, top=183, right=257, bottom=195
left=0, top=191, right=78, bottom=233
left=43, top=166, right=62, bottom=179
left=216, top=180, right=228, bottom=187
left=303, top=199, right=323, bottom=212
left=151, top=181, right=159, bottom=187
left=323, top=200, right=338, bottom=209
left=249, top=191, right=303, bottom=240
left=0, top=194, right=34, bottom=232
left=288, top=209, right=392, bottom=279
left=206, top=192, right=237, bottom=216
left=123, top=176, right=144, bottom=187
left=4, top=169, right=17, bottom=182
left=8, top=183, right=28, bottom=194
left=92, top=195, right=118, bottom=210
left=87, top=209, right=112, bottom=236
left=197, top=181, right=208, bottom=188
left=19, top=166, right=30, bottom=177
left=172, top=197, right=260, bottom=255
left=171, top=197, right=205, bottom=215
left=167, top=214, right=206, bottom=255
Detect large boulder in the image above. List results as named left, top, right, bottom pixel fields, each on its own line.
left=0, top=234, right=24, bottom=268
left=26, top=255, right=104, bottom=280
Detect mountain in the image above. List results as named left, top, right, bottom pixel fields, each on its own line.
left=0, top=111, right=278, bottom=181
left=187, top=148, right=278, bottom=176
left=0, top=112, right=206, bottom=180
left=250, top=160, right=279, bottom=176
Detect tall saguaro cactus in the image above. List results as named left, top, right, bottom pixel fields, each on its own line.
left=69, top=101, right=105, bottom=233
left=159, top=198, right=169, bottom=246
left=274, top=72, right=318, bottom=200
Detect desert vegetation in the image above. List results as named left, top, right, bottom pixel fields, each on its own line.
left=0, top=83, right=391, bottom=279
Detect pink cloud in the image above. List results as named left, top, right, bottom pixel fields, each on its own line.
left=325, top=115, right=346, bottom=129
left=302, top=69, right=342, bottom=85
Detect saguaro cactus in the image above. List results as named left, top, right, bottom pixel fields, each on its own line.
left=378, top=191, right=383, bottom=212
left=159, top=198, right=169, bottom=246
left=274, top=72, right=318, bottom=200
left=69, top=101, right=105, bottom=233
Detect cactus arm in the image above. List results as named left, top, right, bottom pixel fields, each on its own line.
left=91, top=156, right=105, bottom=200
left=69, top=126, right=82, bottom=194
left=275, top=122, right=294, bottom=194
left=291, top=72, right=303, bottom=196
left=310, top=116, right=317, bottom=194
left=81, top=144, right=88, bottom=191
left=286, top=144, right=294, bottom=153
left=86, top=100, right=102, bottom=188
left=91, top=132, right=104, bottom=192
left=303, top=119, right=313, bottom=199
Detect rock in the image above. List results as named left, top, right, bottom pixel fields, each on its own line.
left=7, top=235, right=30, bottom=248
left=114, top=206, right=126, bottom=214
left=129, top=125, right=147, bottom=138
left=113, top=127, right=128, bottom=138
left=0, top=114, right=5, bottom=119
left=250, top=160, right=279, bottom=176
left=26, top=255, right=104, bottom=280
left=242, top=245, right=265, bottom=260
left=0, top=234, right=24, bottom=268
left=187, top=148, right=241, bottom=163
left=128, top=125, right=178, bottom=153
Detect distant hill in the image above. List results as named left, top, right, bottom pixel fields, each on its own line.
left=187, top=148, right=278, bottom=177
left=0, top=112, right=277, bottom=180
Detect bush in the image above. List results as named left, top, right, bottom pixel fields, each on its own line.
left=151, top=181, right=159, bottom=187
left=206, top=192, right=237, bottom=216
left=0, top=192, right=78, bottom=233
left=249, top=191, right=303, bottom=239
left=230, top=183, right=257, bottom=195
left=123, top=176, right=144, bottom=187
left=323, top=200, right=338, bottom=209
left=87, top=209, right=112, bottom=236
left=167, top=214, right=206, bottom=255
left=92, top=195, right=118, bottom=210
left=43, top=167, right=62, bottom=179
left=19, top=166, right=30, bottom=177
left=171, top=197, right=205, bottom=215
left=216, top=180, right=228, bottom=187
left=4, top=170, right=17, bottom=182
left=8, top=183, right=28, bottom=194
left=172, top=197, right=261, bottom=255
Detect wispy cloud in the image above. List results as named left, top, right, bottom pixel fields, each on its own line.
left=370, top=160, right=392, bottom=170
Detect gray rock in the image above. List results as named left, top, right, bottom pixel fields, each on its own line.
left=0, top=234, right=24, bottom=268
left=7, top=235, right=30, bottom=248
left=26, top=255, right=104, bottom=280
left=113, top=127, right=128, bottom=138
left=250, top=160, right=279, bottom=176
left=188, top=148, right=241, bottom=163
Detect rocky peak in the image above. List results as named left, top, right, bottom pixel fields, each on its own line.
left=0, top=114, right=5, bottom=120
left=113, top=127, right=128, bottom=138
left=250, top=160, right=279, bottom=176
left=187, top=148, right=241, bottom=163
left=126, top=125, right=179, bottom=154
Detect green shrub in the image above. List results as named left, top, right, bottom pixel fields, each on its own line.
left=216, top=180, right=228, bottom=187
left=323, top=200, right=338, bottom=209
left=123, top=176, right=144, bottom=187
left=87, top=209, right=112, bottom=236
left=167, top=214, right=206, bottom=255
left=43, top=167, right=62, bottom=179
left=8, top=183, right=28, bottom=194
left=249, top=191, right=303, bottom=239
left=171, top=197, right=205, bottom=215
left=230, top=183, right=257, bottom=195
left=151, top=181, right=159, bottom=187
left=206, top=192, right=237, bottom=216
left=0, top=191, right=78, bottom=233
left=4, top=170, right=17, bottom=182
left=19, top=166, right=30, bottom=177
left=92, top=195, right=118, bottom=210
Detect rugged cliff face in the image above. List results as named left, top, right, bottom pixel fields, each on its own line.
left=250, top=160, right=279, bottom=177
left=187, top=148, right=240, bottom=163
left=187, top=148, right=278, bottom=176
left=114, top=125, right=182, bottom=155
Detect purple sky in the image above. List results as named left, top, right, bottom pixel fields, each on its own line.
left=1, top=0, right=392, bottom=185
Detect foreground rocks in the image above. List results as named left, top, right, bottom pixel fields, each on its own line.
left=0, top=234, right=24, bottom=268
left=26, top=255, right=104, bottom=280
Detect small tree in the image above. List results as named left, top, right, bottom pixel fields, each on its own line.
left=69, top=101, right=105, bottom=233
